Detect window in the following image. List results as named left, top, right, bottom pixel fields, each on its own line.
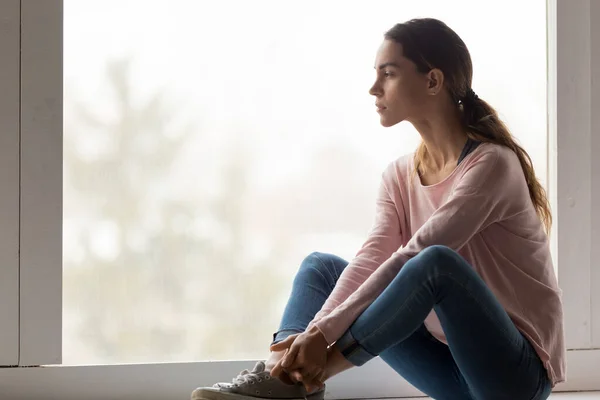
left=1, top=0, right=599, bottom=399
left=63, top=0, right=548, bottom=365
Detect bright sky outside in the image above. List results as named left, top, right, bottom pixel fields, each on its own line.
left=64, top=0, right=546, bottom=186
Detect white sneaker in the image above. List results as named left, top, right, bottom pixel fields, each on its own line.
left=191, top=361, right=326, bottom=400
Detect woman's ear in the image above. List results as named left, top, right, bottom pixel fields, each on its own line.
left=427, top=68, right=445, bottom=95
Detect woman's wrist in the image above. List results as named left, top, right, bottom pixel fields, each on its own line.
left=306, top=324, right=329, bottom=346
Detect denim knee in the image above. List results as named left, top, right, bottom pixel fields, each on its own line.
left=396, top=246, right=468, bottom=285
left=295, top=251, right=343, bottom=288
left=418, top=245, right=457, bottom=263
left=411, top=245, right=465, bottom=271
left=299, top=251, right=329, bottom=271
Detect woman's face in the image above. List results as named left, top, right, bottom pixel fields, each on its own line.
left=369, top=40, right=431, bottom=127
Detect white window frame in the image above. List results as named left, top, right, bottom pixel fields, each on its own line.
left=0, top=0, right=21, bottom=368
left=0, top=0, right=598, bottom=398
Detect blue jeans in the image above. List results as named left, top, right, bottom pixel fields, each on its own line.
left=272, top=246, right=552, bottom=400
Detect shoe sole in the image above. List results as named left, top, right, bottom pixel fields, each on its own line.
left=191, top=388, right=325, bottom=400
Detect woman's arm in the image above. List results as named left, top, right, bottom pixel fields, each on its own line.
left=306, top=164, right=405, bottom=331
left=313, top=148, right=529, bottom=345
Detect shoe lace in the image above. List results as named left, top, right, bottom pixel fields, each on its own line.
left=213, top=363, right=271, bottom=388
left=232, top=369, right=269, bottom=385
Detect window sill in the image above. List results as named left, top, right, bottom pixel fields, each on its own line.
left=0, top=349, right=598, bottom=400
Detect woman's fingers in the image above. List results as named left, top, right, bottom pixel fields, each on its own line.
left=269, top=335, right=296, bottom=352
left=284, top=367, right=324, bottom=391
left=302, top=369, right=324, bottom=393
left=291, top=370, right=303, bottom=382
left=269, top=350, right=288, bottom=377
left=314, top=370, right=326, bottom=389
left=281, top=342, right=300, bottom=368
left=300, top=367, right=319, bottom=381
left=303, top=369, right=325, bottom=392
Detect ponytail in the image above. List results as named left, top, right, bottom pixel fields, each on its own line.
left=413, top=89, right=552, bottom=235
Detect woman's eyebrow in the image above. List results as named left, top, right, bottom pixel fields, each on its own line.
left=374, top=62, right=401, bottom=70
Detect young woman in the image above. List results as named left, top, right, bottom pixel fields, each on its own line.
left=192, top=18, right=565, bottom=400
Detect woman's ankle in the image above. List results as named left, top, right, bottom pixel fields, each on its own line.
left=265, top=349, right=286, bottom=371
left=265, top=350, right=297, bottom=385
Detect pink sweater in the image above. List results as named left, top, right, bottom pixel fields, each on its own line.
left=307, top=142, right=566, bottom=386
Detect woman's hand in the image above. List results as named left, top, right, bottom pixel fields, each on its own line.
left=269, top=327, right=329, bottom=392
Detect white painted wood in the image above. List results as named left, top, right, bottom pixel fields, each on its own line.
left=554, top=350, right=600, bottom=393
left=2, top=0, right=596, bottom=397
left=554, top=0, right=593, bottom=349
left=547, top=0, right=559, bottom=285
left=590, top=0, right=600, bottom=350
left=0, top=350, right=597, bottom=400
left=19, top=0, right=63, bottom=365
left=0, top=0, right=21, bottom=367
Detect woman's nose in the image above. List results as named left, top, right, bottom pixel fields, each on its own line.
left=369, top=82, right=381, bottom=97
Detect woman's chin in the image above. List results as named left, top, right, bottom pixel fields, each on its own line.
left=379, top=116, right=402, bottom=128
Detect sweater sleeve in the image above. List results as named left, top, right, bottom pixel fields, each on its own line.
left=306, top=164, right=404, bottom=332
left=313, top=148, right=528, bottom=345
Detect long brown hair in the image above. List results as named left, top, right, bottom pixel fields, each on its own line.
left=384, top=18, right=552, bottom=234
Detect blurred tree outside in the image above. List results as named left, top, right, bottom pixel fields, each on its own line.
left=63, top=59, right=292, bottom=364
